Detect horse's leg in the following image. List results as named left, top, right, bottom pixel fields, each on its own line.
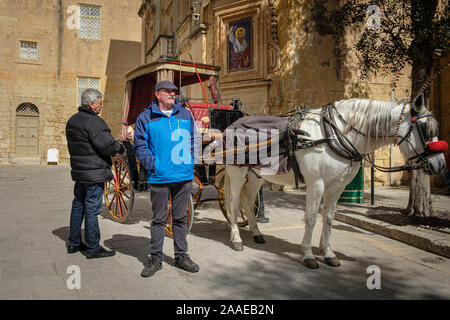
left=301, top=179, right=324, bottom=269
left=319, top=188, right=344, bottom=267
left=225, top=165, right=248, bottom=251
left=240, top=170, right=265, bottom=244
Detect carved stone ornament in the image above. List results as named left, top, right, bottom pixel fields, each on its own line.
left=267, top=0, right=280, bottom=72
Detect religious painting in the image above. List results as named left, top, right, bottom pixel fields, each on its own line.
left=227, top=19, right=252, bottom=72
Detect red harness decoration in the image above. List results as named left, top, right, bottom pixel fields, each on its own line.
left=426, top=141, right=448, bottom=153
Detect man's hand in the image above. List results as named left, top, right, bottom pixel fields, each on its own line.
left=116, top=142, right=125, bottom=155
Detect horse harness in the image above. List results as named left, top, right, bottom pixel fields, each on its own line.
left=285, top=102, right=438, bottom=188
left=218, top=102, right=440, bottom=189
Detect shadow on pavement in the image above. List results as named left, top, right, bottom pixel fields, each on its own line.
left=190, top=216, right=357, bottom=267
left=52, top=226, right=71, bottom=246
left=102, top=234, right=149, bottom=265
left=203, top=253, right=448, bottom=299
left=102, top=234, right=176, bottom=267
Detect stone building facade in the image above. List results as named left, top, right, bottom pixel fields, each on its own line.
left=430, top=52, right=450, bottom=188
left=0, top=0, right=142, bottom=164
left=135, top=0, right=418, bottom=187
left=1, top=0, right=447, bottom=189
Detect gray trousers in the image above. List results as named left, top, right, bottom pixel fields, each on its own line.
left=149, top=180, right=192, bottom=262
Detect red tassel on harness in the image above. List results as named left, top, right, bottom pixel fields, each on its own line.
left=426, top=141, right=448, bottom=152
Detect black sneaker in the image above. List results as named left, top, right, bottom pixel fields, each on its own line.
left=141, top=256, right=162, bottom=278
left=85, top=246, right=116, bottom=259
left=174, top=254, right=199, bottom=273
left=67, top=242, right=88, bottom=254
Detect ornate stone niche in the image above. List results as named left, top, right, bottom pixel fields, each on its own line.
left=214, top=1, right=267, bottom=83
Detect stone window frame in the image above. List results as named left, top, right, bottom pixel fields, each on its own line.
left=78, top=4, right=102, bottom=40
left=15, top=39, right=42, bottom=65
left=76, top=76, right=101, bottom=107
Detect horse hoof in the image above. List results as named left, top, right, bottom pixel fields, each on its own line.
left=324, top=257, right=341, bottom=267
left=231, top=242, right=244, bottom=251
left=253, top=235, right=266, bottom=244
left=304, top=258, right=319, bottom=269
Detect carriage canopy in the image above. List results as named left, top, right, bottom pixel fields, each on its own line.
left=122, top=57, right=221, bottom=128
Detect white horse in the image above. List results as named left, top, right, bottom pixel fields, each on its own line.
left=221, top=96, right=447, bottom=269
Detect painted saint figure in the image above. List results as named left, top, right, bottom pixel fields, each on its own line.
left=228, top=24, right=251, bottom=71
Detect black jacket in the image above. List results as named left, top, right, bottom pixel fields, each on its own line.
left=66, top=105, right=123, bottom=183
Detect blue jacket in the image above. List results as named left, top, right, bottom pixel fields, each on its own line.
left=134, top=101, right=199, bottom=184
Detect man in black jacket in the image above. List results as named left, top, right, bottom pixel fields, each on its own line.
left=66, top=88, right=124, bottom=259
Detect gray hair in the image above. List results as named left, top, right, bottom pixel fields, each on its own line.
left=81, top=88, right=103, bottom=106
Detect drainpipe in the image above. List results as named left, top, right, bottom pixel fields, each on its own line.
left=57, top=0, right=63, bottom=80
left=371, top=152, right=375, bottom=205
left=390, top=144, right=394, bottom=185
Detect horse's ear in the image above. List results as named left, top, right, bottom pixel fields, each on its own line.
left=413, top=93, right=428, bottom=114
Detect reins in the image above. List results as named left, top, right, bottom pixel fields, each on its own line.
left=202, top=101, right=435, bottom=178
left=286, top=102, right=431, bottom=173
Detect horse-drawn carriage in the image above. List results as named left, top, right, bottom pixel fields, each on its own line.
left=103, top=57, right=447, bottom=269
left=103, top=57, right=260, bottom=237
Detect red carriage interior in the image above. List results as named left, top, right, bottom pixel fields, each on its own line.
left=122, top=58, right=234, bottom=135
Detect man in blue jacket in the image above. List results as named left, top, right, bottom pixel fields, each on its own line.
left=134, top=80, right=200, bottom=277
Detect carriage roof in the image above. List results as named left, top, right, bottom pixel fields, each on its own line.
left=122, top=57, right=235, bottom=135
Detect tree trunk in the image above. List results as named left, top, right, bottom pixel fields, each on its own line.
left=406, top=60, right=435, bottom=216
left=405, top=0, right=438, bottom=217
left=406, top=59, right=435, bottom=216
left=404, top=170, right=434, bottom=217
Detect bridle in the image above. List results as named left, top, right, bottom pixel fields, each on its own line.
left=321, top=102, right=437, bottom=173
left=284, top=100, right=444, bottom=175
left=392, top=103, right=437, bottom=169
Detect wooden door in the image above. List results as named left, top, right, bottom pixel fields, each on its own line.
left=16, top=104, right=39, bottom=157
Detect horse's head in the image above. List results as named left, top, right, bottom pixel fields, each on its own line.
left=395, top=93, right=447, bottom=176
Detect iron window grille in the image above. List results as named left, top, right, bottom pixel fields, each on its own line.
left=77, top=77, right=101, bottom=106
left=17, top=103, right=39, bottom=115
left=79, top=5, right=101, bottom=40
left=19, top=41, right=38, bottom=60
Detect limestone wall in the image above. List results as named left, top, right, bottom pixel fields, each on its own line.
left=0, top=0, right=141, bottom=164
left=430, top=52, right=450, bottom=188
left=272, top=0, right=412, bottom=187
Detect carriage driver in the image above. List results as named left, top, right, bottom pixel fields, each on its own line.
left=134, top=80, right=200, bottom=277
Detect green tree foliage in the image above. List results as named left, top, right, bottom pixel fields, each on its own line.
left=309, top=0, right=449, bottom=216
left=310, top=0, right=449, bottom=91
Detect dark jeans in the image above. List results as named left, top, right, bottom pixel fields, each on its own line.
left=149, top=180, right=192, bottom=262
left=69, top=182, right=104, bottom=253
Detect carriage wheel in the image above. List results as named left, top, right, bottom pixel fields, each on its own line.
left=217, top=176, right=260, bottom=227
left=192, top=175, right=203, bottom=209
left=104, top=155, right=134, bottom=222
left=165, top=194, right=195, bottom=238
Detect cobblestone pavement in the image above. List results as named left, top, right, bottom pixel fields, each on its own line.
left=0, top=164, right=449, bottom=300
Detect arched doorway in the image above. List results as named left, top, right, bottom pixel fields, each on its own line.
left=16, top=103, right=39, bottom=157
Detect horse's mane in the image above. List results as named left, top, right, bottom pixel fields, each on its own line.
left=334, top=98, right=396, bottom=149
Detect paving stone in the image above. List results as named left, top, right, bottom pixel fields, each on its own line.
left=0, top=164, right=449, bottom=300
